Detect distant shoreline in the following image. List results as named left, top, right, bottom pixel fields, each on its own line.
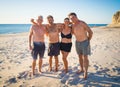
left=0, top=24, right=107, bottom=34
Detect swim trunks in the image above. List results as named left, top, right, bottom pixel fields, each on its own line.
left=48, top=42, right=60, bottom=56
left=31, top=42, right=45, bottom=59
left=75, top=40, right=91, bottom=55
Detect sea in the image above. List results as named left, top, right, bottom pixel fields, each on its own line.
left=0, top=24, right=107, bottom=34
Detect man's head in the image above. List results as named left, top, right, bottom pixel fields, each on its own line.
left=47, top=15, right=54, bottom=24
left=68, top=12, right=78, bottom=23
left=36, top=15, right=43, bottom=24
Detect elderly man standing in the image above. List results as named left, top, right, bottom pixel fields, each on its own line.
left=29, top=16, right=46, bottom=75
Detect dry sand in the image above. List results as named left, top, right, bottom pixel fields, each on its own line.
left=0, top=27, right=120, bottom=87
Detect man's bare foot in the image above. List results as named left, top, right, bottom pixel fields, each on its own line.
left=48, top=68, right=52, bottom=72
left=38, top=70, right=42, bottom=74
left=76, top=70, right=84, bottom=74
left=55, top=68, right=58, bottom=72
left=83, top=72, right=88, bottom=80
left=63, top=69, right=68, bottom=73
left=29, top=72, right=35, bottom=77
left=65, top=70, right=68, bottom=73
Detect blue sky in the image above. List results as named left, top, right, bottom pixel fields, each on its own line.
left=0, top=0, right=120, bottom=24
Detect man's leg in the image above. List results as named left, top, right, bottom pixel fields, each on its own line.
left=32, top=59, right=36, bottom=75
left=49, top=56, right=52, bottom=71
left=38, top=58, right=42, bottom=73
left=83, top=55, right=89, bottom=79
left=77, top=55, right=84, bottom=73
left=54, top=56, right=59, bottom=72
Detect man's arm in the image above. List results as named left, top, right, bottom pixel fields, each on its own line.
left=31, top=18, right=37, bottom=25
left=83, top=22, right=93, bottom=40
left=56, top=23, right=64, bottom=32
left=45, top=25, right=49, bottom=36
left=29, top=26, right=33, bottom=50
left=87, top=28, right=93, bottom=41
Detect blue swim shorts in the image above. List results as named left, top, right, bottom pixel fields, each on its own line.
left=31, top=42, right=45, bottom=60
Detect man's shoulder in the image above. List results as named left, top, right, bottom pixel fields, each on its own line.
left=79, top=20, right=85, bottom=24
left=31, top=24, right=37, bottom=28
left=79, top=20, right=88, bottom=27
left=30, top=25, right=37, bottom=31
left=45, top=24, right=49, bottom=29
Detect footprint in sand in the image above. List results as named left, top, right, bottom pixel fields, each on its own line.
left=42, top=63, right=49, bottom=67
left=66, top=77, right=81, bottom=85
left=112, top=67, right=120, bottom=74
left=93, top=65, right=99, bottom=70
left=0, top=60, right=3, bottom=64
left=92, top=45, right=97, bottom=51
left=17, top=71, right=29, bottom=79
left=5, top=77, right=17, bottom=84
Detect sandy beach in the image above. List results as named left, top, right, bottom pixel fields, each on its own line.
left=0, top=26, right=120, bottom=87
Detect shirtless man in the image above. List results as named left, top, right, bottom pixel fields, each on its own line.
left=46, top=15, right=61, bottom=72
left=68, top=12, right=93, bottom=79
left=29, top=16, right=46, bottom=75
left=31, top=15, right=61, bottom=72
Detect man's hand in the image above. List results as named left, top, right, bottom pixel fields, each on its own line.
left=29, top=45, right=33, bottom=50
left=31, top=18, right=34, bottom=23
